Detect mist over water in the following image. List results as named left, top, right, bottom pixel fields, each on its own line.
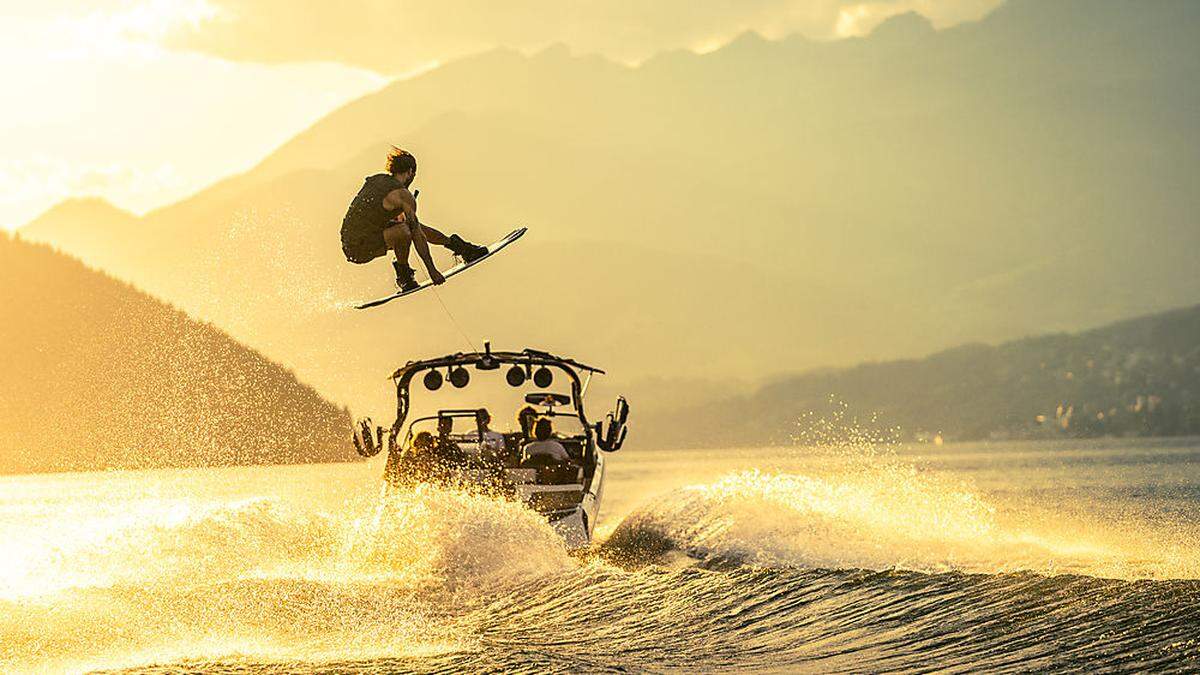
left=3, top=437, right=1200, bottom=672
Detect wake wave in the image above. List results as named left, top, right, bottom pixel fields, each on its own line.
left=0, top=487, right=572, bottom=673
left=4, top=457, right=1199, bottom=672
left=603, top=465, right=1198, bottom=580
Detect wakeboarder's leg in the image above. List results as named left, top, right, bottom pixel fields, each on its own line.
left=384, top=222, right=412, bottom=262
left=416, top=223, right=451, bottom=246
left=383, top=222, right=419, bottom=291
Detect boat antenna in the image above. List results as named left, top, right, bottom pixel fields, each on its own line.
left=580, top=370, right=594, bottom=399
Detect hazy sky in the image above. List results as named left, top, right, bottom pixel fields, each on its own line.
left=0, top=0, right=1001, bottom=231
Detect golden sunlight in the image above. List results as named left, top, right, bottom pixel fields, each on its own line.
left=3, top=1, right=1200, bottom=672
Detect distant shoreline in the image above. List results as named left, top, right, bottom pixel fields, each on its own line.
left=0, top=455, right=368, bottom=480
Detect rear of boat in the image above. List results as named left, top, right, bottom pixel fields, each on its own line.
left=508, top=451, right=605, bottom=549
left=354, top=346, right=629, bottom=550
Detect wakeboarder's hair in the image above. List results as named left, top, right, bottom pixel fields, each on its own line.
left=387, top=146, right=416, bottom=175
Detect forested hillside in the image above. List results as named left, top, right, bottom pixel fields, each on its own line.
left=0, top=234, right=354, bottom=473
left=643, top=305, right=1200, bottom=447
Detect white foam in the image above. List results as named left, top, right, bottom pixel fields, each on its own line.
left=0, top=486, right=573, bottom=673
left=610, top=463, right=1186, bottom=577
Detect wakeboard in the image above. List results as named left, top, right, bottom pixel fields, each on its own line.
left=355, top=227, right=527, bottom=309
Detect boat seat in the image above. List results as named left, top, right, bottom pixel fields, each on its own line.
left=502, top=433, right=526, bottom=465
left=537, top=464, right=582, bottom=483
left=505, top=468, right=537, bottom=484
left=559, top=438, right=585, bottom=462
left=505, top=465, right=582, bottom=485
left=522, top=484, right=585, bottom=511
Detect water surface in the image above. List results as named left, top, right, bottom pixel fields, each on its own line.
left=2, top=438, right=1199, bottom=672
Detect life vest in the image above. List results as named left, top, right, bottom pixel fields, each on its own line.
left=341, top=173, right=404, bottom=242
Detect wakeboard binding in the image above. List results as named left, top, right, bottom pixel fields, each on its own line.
left=447, top=234, right=489, bottom=264
left=393, top=261, right=419, bottom=292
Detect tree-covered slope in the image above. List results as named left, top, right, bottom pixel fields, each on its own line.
left=0, top=234, right=354, bottom=474
left=644, top=304, right=1200, bottom=447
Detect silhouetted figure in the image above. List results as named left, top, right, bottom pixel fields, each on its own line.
left=469, top=409, right=510, bottom=491
left=517, top=405, right=539, bottom=442
left=388, top=430, right=438, bottom=486
left=434, top=416, right=467, bottom=465
left=521, top=418, right=571, bottom=467
left=475, top=409, right=506, bottom=461
left=389, top=422, right=469, bottom=488
left=341, top=147, right=488, bottom=290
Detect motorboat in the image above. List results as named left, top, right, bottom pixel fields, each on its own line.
left=353, top=343, right=630, bottom=548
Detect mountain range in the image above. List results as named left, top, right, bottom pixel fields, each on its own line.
left=21, top=0, right=1200, bottom=421
left=638, top=303, right=1200, bottom=448
left=0, top=233, right=353, bottom=474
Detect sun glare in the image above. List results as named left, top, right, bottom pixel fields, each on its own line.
left=46, top=0, right=217, bottom=59
left=834, top=4, right=894, bottom=39
left=691, top=35, right=730, bottom=55
left=131, top=0, right=217, bottom=33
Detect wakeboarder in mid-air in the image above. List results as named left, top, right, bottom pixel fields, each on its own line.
left=341, top=147, right=490, bottom=292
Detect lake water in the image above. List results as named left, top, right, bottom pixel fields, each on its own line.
left=2, top=437, right=1199, bottom=672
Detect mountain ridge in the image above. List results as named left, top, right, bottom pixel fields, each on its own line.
left=639, top=303, right=1200, bottom=448
left=19, top=0, right=1200, bottom=418
left=0, top=233, right=354, bottom=474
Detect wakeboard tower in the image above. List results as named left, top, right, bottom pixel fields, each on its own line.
left=351, top=343, right=630, bottom=549
left=355, top=227, right=527, bottom=309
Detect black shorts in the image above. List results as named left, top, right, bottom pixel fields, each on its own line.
left=341, top=224, right=388, bottom=264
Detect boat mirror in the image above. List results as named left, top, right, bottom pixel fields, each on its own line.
left=354, top=418, right=382, bottom=457
left=423, top=370, right=443, bottom=391
left=533, top=366, right=554, bottom=388
left=616, top=397, right=629, bottom=425
left=450, top=366, right=471, bottom=388
left=525, top=392, right=571, bottom=407
left=597, top=398, right=630, bottom=452
left=506, top=365, right=526, bottom=386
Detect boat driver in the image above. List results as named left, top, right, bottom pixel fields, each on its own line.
left=475, top=409, right=506, bottom=461
left=435, top=416, right=466, bottom=463
left=521, top=418, right=571, bottom=466
left=390, top=431, right=439, bottom=486
left=397, top=422, right=466, bottom=486
left=516, top=405, right=538, bottom=442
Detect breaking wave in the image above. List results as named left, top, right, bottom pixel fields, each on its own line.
left=3, top=456, right=1200, bottom=672
left=602, top=468, right=1186, bottom=579
left=0, top=487, right=572, bottom=673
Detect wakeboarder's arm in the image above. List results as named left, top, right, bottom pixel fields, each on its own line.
left=386, top=188, right=444, bottom=284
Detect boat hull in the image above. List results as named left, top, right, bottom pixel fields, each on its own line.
left=547, top=452, right=605, bottom=548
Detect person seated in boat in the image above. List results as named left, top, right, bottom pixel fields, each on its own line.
left=469, top=409, right=511, bottom=489
left=434, top=416, right=467, bottom=464
left=390, top=431, right=440, bottom=486
left=521, top=418, right=572, bottom=468
left=475, top=409, right=506, bottom=462
left=516, top=405, right=539, bottom=442
left=390, top=422, right=467, bottom=487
